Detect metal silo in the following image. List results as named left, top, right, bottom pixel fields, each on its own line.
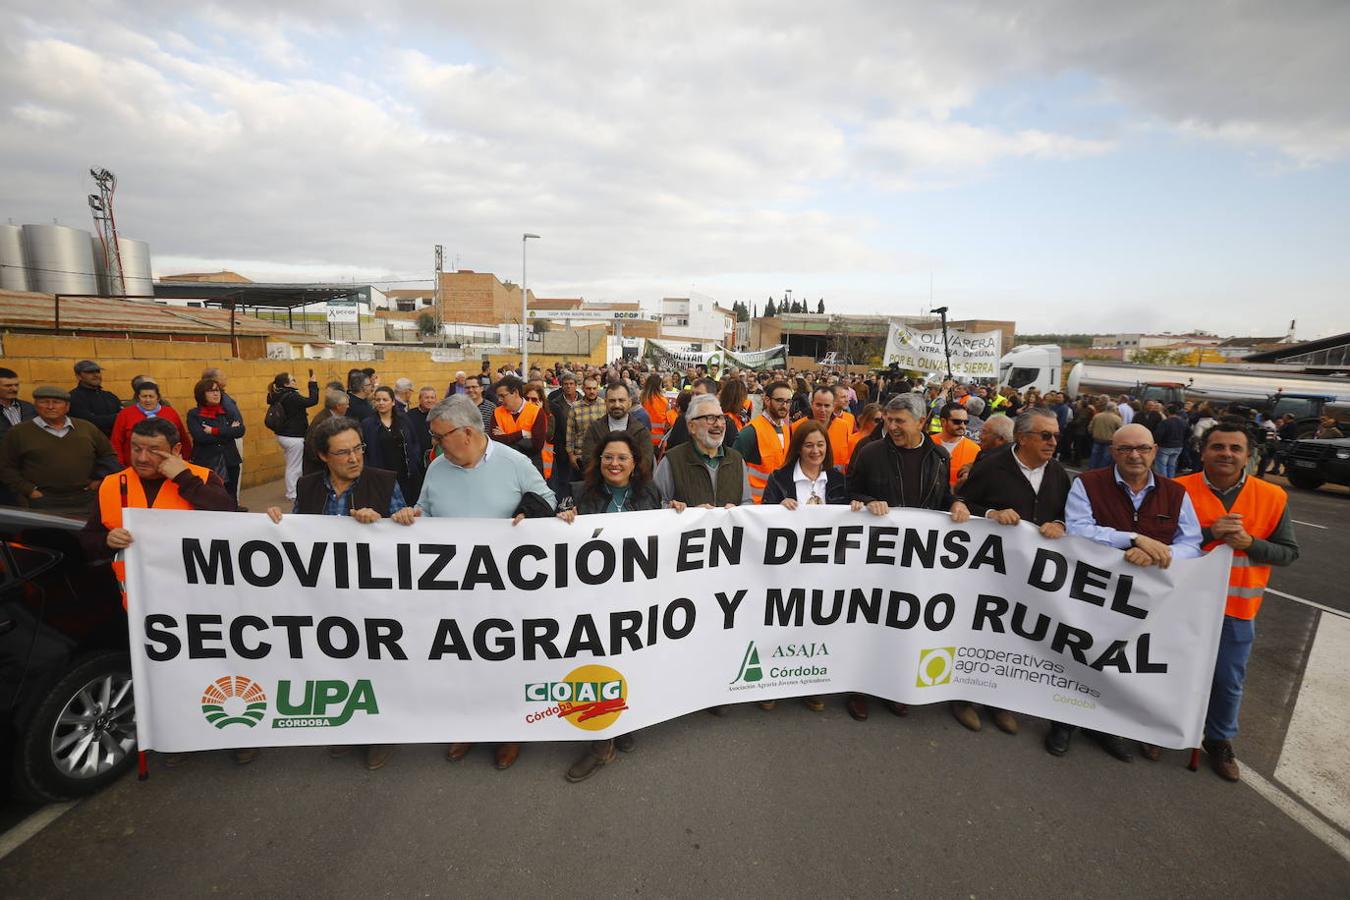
left=22, top=224, right=98, bottom=294
left=91, top=234, right=109, bottom=295
left=118, top=237, right=154, bottom=297
left=0, top=224, right=30, bottom=291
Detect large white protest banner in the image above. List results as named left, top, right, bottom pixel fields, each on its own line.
left=883, top=324, right=1001, bottom=378
left=124, top=507, right=1229, bottom=752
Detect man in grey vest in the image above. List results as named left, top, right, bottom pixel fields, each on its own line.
left=654, top=393, right=751, bottom=509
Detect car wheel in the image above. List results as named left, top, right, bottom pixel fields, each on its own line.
left=12, top=651, right=137, bottom=802
left=1287, top=471, right=1325, bottom=491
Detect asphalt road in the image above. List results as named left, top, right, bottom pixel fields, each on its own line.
left=2, top=477, right=1348, bottom=898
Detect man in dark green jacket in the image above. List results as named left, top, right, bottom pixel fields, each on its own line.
left=653, top=394, right=751, bottom=509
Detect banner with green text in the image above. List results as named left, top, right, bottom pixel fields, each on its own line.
left=124, top=506, right=1229, bottom=751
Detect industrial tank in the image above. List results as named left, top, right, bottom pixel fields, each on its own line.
left=21, top=224, right=97, bottom=294
left=0, top=224, right=30, bottom=291
left=117, top=237, right=154, bottom=297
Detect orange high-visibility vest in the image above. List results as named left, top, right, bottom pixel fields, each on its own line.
left=541, top=441, right=554, bottom=479
left=932, top=434, right=980, bottom=487
left=99, top=463, right=213, bottom=607
left=745, top=415, right=790, bottom=503
left=846, top=426, right=875, bottom=472
left=1176, top=473, right=1287, bottom=619
left=828, top=416, right=853, bottom=471
left=728, top=412, right=746, bottom=431
left=494, top=399, right=540, bottom=437
left=644, top=395, right=670, bottom=448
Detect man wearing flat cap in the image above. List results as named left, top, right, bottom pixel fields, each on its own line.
left=68, top=359, right=122, bottom=436
left=0, top=385, right=120, bottom=517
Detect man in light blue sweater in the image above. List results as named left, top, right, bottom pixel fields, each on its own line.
left=406, top=395, right=557, bottom=521
left=398, top=395, right=556, bottom=772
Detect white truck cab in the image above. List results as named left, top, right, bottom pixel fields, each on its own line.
left=998, top=344, right=1062, bottom=395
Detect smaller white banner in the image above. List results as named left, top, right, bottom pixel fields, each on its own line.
left=884, top=325, right=1001, bottom=378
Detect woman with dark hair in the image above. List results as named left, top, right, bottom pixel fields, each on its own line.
left=111, top=380, right=192, bottom=466
left=187, top=378, right=244, bottom=482
left=554, top=430, right=661, bottom=781
left=267, top=370, right=319, bottom=501
left=719, top=379, right=749, bottom=438
left=760, top=419, right=859, bottom=712
left=361, top=385, right=424, bottom=505
left=845, top=402, right=882, bottom=471
left=790, top=375, right=811, bottom=421
left=524, top=382, right=553, bottom=480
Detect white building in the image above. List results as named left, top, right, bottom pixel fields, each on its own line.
left=661, top=293, right=735, bottom=344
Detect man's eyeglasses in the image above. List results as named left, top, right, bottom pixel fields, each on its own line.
left=690, top=414, right=723, bottom=424
left=328, top=444, right=366, bottom=459
left=1114, top=444, right=1154, bottom=455
left=429, top=427, right=459, bottom=442
left=768, top=395, right=792, bottom=404
left=948, top=418, right=969, bottom=425
left=1025, top=431, right=1059, bottom=442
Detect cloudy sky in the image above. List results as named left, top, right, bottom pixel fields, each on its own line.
left=3, top=1, right=1348, bottom=337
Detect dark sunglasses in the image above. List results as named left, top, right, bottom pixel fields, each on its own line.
left=1028, top=431, right=1059, bottom=442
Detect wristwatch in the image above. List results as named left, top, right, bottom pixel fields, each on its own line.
left=1128, top=532, right=1140, bottom=546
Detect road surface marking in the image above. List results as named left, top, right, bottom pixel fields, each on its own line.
left=1272, top=612, right=1350, bottom=840
left=1291, top=520, right=1327, bottom=530
left=1267, top=588, right=1350, bottom=621
left=1245, top=768, right=1350, bottom=865
left=0, top=801, right=77, bottom=863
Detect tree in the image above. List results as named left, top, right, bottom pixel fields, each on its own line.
left=416, top=312, right=438, bottom=336
left=765, top=298, right=777, bottom=317
left=817, top=298, right=825, bottom=314
left=733, top=300, right=749, bottom=322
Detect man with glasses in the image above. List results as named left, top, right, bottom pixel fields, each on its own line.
left=580, top=383, right=652, bottom=469
left=464, top=377, right=496, bottom=431
left=654, top=394, right=752, bottom=509
left=267, top=415, right=410, bottom=771
left=735, top=380, right=794, bottom=503
left=932, top=402, right=981, bottom=488
left=952, top=408, right=1072, bottom=736
left=410, top=395, right=556, bottom=771
left=1055, top=423, right=1203, bottom=762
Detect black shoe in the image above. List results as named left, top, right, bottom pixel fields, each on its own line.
left=616, top=733, right=636, bottom=753
left=1092, top=732, right=1134, bottom=763
left=1045, top=724, right=1073, bottom=757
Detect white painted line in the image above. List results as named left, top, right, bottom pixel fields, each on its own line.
left=1292, top=520, right=1327, bottom=530
left=1245, top=768, right=1350, bottom=865
left=0, top=801, right=77, bottom=862
left=1267, top=588, right=1350, bottom=621
left=1273, top=613, right=1350, bottom=839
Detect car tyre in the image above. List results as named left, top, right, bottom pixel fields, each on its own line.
left=12, top=651, right=137, bottom=802
left=1286, top=471, right=1325, bottom=491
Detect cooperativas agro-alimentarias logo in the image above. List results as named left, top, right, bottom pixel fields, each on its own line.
left=201, top=675, right=268, bottom=728
left=916, top=647, right=956, bottom=687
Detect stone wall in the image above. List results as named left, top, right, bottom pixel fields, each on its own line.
left=1, top=332, right=608, bottom=488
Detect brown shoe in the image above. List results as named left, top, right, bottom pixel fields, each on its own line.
left=804, top=696, right=825, bottom=712
left=616, top=733, right=636, bottom=753
left=707, top=705, right=729, bottom=717
left=446, top=742, right=474, bottom=761
left=365, top=745, right=394, bottom=771
left=233, top=748, right=260, bottom=766
left=159, top=752, right=190, bottom=768
left=991, top=708, right=1020, bottom=735
left=757, top=700, right=777, bottom=710
left=494, top=742, right=521, bottom=770
left=565, top=741, right=616, bottom=783
left=1139, top=743, right=1162, bottom=762
left=328, top=745, right=353, bottom=758
left=846, top=695, right=869, bottom=721
left=1202, top=739, right=1240, bottom=781
left=887, top=701, right=909, bottom=717
left=950, top=701, right=982, bottom=732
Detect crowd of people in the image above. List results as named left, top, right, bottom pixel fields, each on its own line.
left=0, top=355, right=1306, bottom=783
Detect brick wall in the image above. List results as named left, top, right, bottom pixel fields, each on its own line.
left=2, top=333, right=608, bottom=488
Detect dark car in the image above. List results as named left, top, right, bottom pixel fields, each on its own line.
left=1283, top=437, right=1350, bottom=492
left=1, top=507, right=133, bottom=802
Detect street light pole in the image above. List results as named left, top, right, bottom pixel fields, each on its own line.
left=521, top=233, right=540, bottom=373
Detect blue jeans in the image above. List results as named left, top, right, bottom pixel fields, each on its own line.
left=1154, top=446, right=1182, bottom=478
left=1206, top=616, right=1255, bottom=741
left=1089, top=441, right=1113, bottom=469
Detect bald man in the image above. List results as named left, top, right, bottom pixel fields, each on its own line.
left=1056, top=423, right=1203, bottom=763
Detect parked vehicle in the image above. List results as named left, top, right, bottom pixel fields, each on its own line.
left=0, top=507, right=133, bottom=802
left=1283, top=438, right=1350, bottom=492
